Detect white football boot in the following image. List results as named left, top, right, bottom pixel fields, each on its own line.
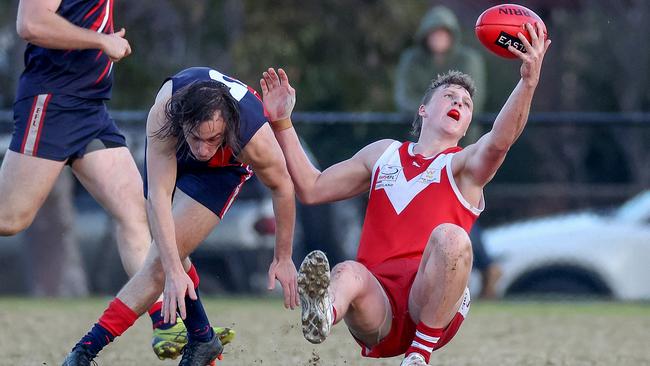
left=297, top=250, right=333, bottom=344
left=400, top=353, right=428, bottom=366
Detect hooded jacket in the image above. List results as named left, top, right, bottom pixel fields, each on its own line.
left=394, top=6, right=486, bottom=114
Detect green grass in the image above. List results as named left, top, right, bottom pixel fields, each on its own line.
left=2, top=296, right=648, bottom=314
left=1, top=297, right=649, bottom=365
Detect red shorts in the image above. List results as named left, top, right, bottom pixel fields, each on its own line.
left=354, top=257, right=470, bottom=358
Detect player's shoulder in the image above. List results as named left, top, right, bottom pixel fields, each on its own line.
left=367, top=139, right=400, bottom=151
left=356, top=139, right=400, bottom=165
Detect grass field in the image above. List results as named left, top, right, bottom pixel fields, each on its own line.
left=1, top=297, right=649, bottom=366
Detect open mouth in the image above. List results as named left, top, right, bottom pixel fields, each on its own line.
left=447, top=109, right=460, bottom=121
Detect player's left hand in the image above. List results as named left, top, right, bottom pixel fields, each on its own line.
left=508, top=22, right=551, bottom=87
left=267, top=256, right=299, bottom=309
left=260, top=68, right=296, bottom=122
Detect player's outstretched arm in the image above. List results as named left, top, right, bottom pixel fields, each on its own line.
left=261, top=68, right=390, bottom=205
left=458, top=22, right=551, bottom=187
left=239, top=124, right=299, bottom=310
left=17, top=0, right=131, bottom=62
left=145, top=81, right=197, bottom=323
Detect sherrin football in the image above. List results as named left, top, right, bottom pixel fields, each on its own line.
left=475, top=4, right=547, bottom=59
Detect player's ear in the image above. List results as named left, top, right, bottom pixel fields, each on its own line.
left=418, top=105, right=427, bottom=118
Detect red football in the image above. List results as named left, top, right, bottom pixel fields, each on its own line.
left=475, top=4, right=547, bottom=59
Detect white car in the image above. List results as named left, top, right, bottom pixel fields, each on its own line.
left=483, top=190, right=650, bottom=300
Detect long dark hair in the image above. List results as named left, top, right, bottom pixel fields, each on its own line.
left=154, top=79, right=241, bottom=155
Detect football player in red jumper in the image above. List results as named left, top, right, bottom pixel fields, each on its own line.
left=263, top=22, right=550, bottom=366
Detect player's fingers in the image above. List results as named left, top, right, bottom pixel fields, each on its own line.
left=171, top=294, right=182, bottom=320
left=282, top=279, right=291, bottom=309
left=536, top=22, right=545, bottom=40
left=172, top=299, right=179, bottom=323
left=164, top=295, right=172, bottom=323
left=268, top=68, right=280, bottom=86
left=260, top=78, right=268, bottom=94
left=544, top=39, right=552, bottom=53
left=507, top=45, right=527, bottom=60
left=267, top=269, right=276, bottom=290
left=525, top=23, right=538, bottom=45
left=116, top=27, right=126, bottom=37
left=516, top=32, right=534, bottom=55
left=177, top=296, right=186, bottom=321
left=292, top=277, right=299, bottom=309
left=278, top=68, right=290, bottom=86
left=288, top=277, right=295, bottom=309
left=286, top=276, right=295, bottom=309
left=161, top=296, right=168, bottom=323
left=187, top=284, right=198, bottom=301
left=262, top=72, right=274, bottom=90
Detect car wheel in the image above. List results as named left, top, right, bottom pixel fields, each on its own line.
left=506, top=265, right=612, bottom=298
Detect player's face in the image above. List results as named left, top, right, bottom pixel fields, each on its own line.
left=184, top=111, right=226, bottom=161
left=419, top=85, right=473, bottom=139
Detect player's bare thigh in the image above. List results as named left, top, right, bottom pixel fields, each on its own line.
left=71, top=147, right=150, bottom=274
left=170, top=187, right=221, bottom=259
left=407, top=223, right=472, bottom=325
left=333, top=261, right=392, bottom=347
left=70, top=146, right=145, bottom=221
left=114, top=187, right=217, bottom=310
left=0, top=150, right=65, bottom=234
left=133, top=188, right=219, bottom=280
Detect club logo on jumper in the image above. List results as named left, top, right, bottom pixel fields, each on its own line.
left=418, top=166, right=443, bottom=184
left=375, top=165, right=401, bottom=188
left=495, top=31, right=527, bottom=53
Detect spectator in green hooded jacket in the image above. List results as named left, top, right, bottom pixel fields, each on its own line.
left=395, top=6, right=487, bottom=116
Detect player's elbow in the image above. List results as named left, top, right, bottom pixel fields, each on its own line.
left=16, top=18, right=40, bottom=41
left=486, top=138, right=512, bottom=157
left=297, top=179, right=327, bottom=205
left=296, top=191, right=319, bottom=206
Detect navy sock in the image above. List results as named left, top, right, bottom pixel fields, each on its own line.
left=75, top=323, right=114, bottom=356
left=149, top=302, right=174, bottom=330
left=184, top=288, right=214, bottom=342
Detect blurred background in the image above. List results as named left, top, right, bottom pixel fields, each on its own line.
left=0, top=0, right=648, bottom=302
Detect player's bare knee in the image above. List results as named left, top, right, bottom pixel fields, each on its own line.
left=0, top=211, right=35, bottom=236
left=428, top=223, right=472, bottom=266
left=332, top=261, right=367, bottom=287
left=113, top=197, right=147, bottom=227
left=141, top=254, right=165, bottom=284
left=149, top=262, right=165, bottom=285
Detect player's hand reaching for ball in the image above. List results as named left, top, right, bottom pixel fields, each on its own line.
left=268, top=256, right=299, bottom=310
left=101, top=27, right=132, bottom=62
left=260, top=68, right=296, bottom=122
left=162, top=269, right=197, bottom=324
left=508, top=22, right=551, bottom=88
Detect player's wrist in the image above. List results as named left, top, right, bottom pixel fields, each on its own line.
left=95, top=32, right=109, bottom=51
left=271, top=117, right=293, bottom=132
left=273, top=247, right=293, bottom=261
left=161, top=259, right=185, bottom=276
